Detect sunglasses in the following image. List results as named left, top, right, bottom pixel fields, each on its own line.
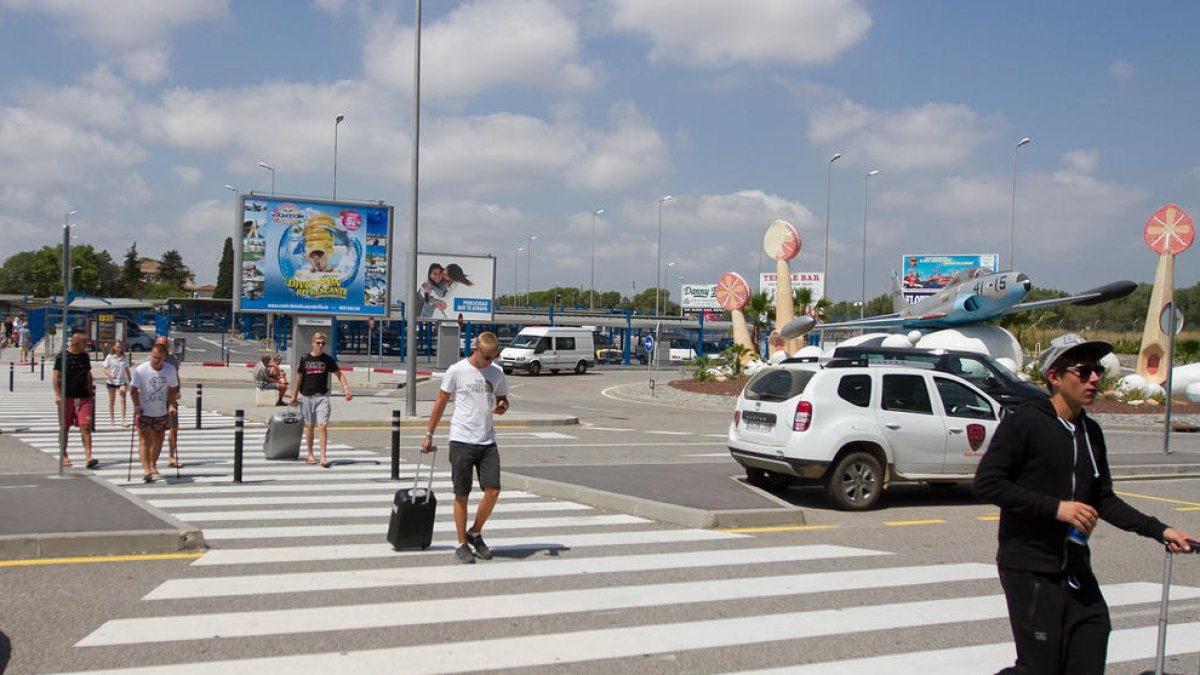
left=313, top=340, right=325, bottom=345
left=1065, top=365, right=1103, bottom=381
left=481, top=352, right=498, bottom=361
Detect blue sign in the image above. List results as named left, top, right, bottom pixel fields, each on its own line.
left=643, top=335, right=655, bottom=354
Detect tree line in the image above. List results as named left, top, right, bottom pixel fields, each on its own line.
left=0, top=243, right=198, bottom=299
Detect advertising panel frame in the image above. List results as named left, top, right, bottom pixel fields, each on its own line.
left=757, top=272, right=825, bottom=303
left=233, top=194, right=393, bottom=317
left=414, top=251, right=497, bottom=323
left=680, top=283, right=721, bottom=310
left=900, top=253, right=998, bottom=303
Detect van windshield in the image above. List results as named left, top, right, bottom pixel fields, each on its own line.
left=510, top=335, right=541, bottom=349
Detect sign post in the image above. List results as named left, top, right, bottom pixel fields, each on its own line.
left=1159, top=303, right=1185, bottom=455
left=643, top=334, right=656, bottom=397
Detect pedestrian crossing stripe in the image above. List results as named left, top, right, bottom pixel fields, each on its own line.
left=59, top=583, right=1200, bottom=675
left=77, top=562, right=1000, bottom=646
left=147, top=545, right=890, bottom=599
left=199, top=513, right=649, bottom=541
left=145, top=491, right=541, bottom=508
left=173, top=500, right=590, bottom=522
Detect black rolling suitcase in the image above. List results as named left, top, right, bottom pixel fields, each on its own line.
left=1146, top=538, right=1200, bottom=675
left=388, top=449, right=437, bottom=550
left=263, top=411, right=303, bottom=460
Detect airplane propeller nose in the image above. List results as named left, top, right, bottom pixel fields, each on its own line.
left=1016, top=273, right=1031, bottom=292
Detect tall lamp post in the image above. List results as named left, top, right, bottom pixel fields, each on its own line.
left=257, top=162, right=275, bottom=196
left=513, top=245, right=523, bottom=306
left=332, top=113, right=345, bottom=199
left=655, top=195, right=673, bottom=315
left=590, top=208, right=604, bottom=311
left=1009, top=136, right=1031, bottom=269
left=526, top=234, right=537, bottom=306
left=664, top=261, right=676, bottom=313
left=823, top=153, right=841, bottom=305
left=860, top=169, right=880, bottom=319
left=58, top=209, right=77, bottom=477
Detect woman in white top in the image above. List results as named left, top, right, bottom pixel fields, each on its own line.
left=103, top=341, right=132, bottom=427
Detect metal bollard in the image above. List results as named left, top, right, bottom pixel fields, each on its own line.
left=233, top=409, right=244, bottom=484
left=391, top=410, right=401, bottom=480
left=40, top=357, right=45, bottom=381
left=195, top=383, right=203, bottom=430
left=30, top=356, right=34, bottom=373
left=8, top=362, right=12, bottom=392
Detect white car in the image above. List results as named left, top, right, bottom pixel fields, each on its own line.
left=728, top=358, right=1002, bottom=510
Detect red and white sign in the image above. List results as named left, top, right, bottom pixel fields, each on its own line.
left=1144, top=204, right=1194, bottom=256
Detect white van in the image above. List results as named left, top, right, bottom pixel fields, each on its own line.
left=499, top=327, right=595, bottom=376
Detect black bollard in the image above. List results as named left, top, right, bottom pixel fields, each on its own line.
left=391, top=410, right=401, bottom=480
left=40, top=357, right=45, bottom=381
left=195, top=383, right=203, bottom=430
left=233, top=409, right=244, bottom=484
left=8, top=362, right=12, bottom=392
left=30, top=355, right=34, bottom=373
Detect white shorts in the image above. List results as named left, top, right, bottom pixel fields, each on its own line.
left=300, top=395, right=331, bottom=426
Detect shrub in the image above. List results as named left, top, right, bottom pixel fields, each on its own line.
left=721, top=344, right=750, bottom=377
left=686, top=355, right=715, bottom=382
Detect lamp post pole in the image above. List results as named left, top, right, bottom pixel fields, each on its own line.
left=655, top=195, right=672, bottom=316
left=257, top=162, right=275, bottom=196
left=58, top=209, right=76, bottom=478
left=404, top=0, right=422, bottom=416
left=823, top=153, right=841, bottom=304
left=526, top=234, right=537, bottom=307
left=664, top=261, right=676, bottom=314
left=513, top=245, right=522, bottom=307
left=333, top=113, right=345, bottom=199
left=861, top=169, right=879, bottom=319
left=1009, top=137, right=1031, bottom=269
left=590, top=208, right=604, bottom=311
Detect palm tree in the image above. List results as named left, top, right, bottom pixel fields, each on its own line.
left=742, top=291, right=774, bottom=353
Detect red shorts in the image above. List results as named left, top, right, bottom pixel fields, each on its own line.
left=137, top=414, right=171, bottom=432
left=59, top=397, right=95, bottom=430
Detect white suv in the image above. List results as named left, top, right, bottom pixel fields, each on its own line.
left=728, top=358, right=1001, bottom=510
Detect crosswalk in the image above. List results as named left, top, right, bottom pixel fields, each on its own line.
left=2, top=371, right=1199, bottom=673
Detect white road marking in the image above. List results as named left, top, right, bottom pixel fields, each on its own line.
left=174, top=500, right=589, bottom=522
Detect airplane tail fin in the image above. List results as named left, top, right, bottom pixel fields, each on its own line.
left=891, top=271, right=906, bottom=313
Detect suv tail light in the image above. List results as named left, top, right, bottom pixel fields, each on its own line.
left=793, top=401, right=812, bottom=431
left=733, top=410, right=741, bottom=427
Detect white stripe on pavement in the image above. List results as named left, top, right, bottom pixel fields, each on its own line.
left=79, top=563, right=998, bottom=646
left=200, top=513, right=648, bottom=540
left=147, top=491, right=539, bottom=508
left=174, top=500, right=589, bottom=522
left=151, top=545, right=886, bottom=598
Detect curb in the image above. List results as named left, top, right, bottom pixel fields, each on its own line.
left=503, top=471, right=806, bottom=530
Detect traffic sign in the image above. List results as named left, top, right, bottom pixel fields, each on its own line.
left=1159, top=302, right=1185, bottom=335
left=643, top=335, right=655, bottom=354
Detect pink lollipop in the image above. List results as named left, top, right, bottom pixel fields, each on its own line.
left=716, top=271, right=751, bottom=311
left=763, top=219, right=800, bottom=261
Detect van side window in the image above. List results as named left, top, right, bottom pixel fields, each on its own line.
left=837, top=374, right=871, bottom=408
left=535, top=337, right=549, bottom=353
left=881, top=374, right=933, bottom=415
left=557, top=337, right=575, bottom=350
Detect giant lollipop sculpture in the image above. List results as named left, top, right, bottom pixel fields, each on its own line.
left=1136, top=204, right=1194, bottom=384
left=716, top=271, right=755, bottom=364
left=763, top=219, right=803, bottom=353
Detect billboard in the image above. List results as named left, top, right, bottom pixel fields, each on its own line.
left=414, top=252, right=497, bottom=322
left=234, top=196, right=393, bottom=316
left=680, top=283, right=721, bottom=310
left=758, top=272, right=825, bottom=303
left=901, top=253, right=998, bottom=303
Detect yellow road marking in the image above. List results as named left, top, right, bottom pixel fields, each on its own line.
left=884, top=519, right=946, bottom=527
left=720, top=524, right=841, bottom=534
left=0, top=552, right=205, bottom=568
left=1177, top=507, right=1200, bottom=512
left=977, top=515, right=1001, bottom=521
left=1115, top=491, right=1200, bottom=508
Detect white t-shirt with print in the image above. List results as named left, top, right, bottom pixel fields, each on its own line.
left=440, top=358, right=509, bottom=445
left=130, top=361, right=179, bottom=418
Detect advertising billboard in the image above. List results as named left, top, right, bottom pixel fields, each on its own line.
left=758, top=272, right=825, bottom=303
left=414, top=252, right=497, bottom=322
left=901, top=253, right=998, bottom=303
left=680, top=283, right=721, bottom=310
left=234, top=196, right=393, bottom=316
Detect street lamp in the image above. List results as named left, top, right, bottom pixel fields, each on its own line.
left=1009, top=137, right=1031, bottom=269
left=513, top=245, right=523, bottom=306
left=554, top=281, right=561, bottom=309
left=590, top=208, right=604, bottom=311
left=526, top=234, right=537, bottom=306
left=332, top=113, right=345, bottom=199
left=655, top=195, right=673, bottom=315
left=257, top=162, right=275, bottom=196
left=664, top=261, right=677, bottom=313
left=58, top=209, right=77, bottom=477
left=223, top=184, right=239, bottom=193
left=861, top=169, right=880, bottom=319
left=823, top=153, right=841, bottom=304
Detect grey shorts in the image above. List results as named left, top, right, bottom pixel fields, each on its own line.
left=448, top=441, right=501, bottom=496
left=300, top=395, right=331, bottom=426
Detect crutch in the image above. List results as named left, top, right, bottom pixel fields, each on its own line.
left=1152, top=538, right=1199, bottom=675
left=126, top=419, right=137, bottom=482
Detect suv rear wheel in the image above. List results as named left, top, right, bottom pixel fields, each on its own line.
left=745, top=467, right=792, bottom=492
left=825, top=451, right=884, bottom=511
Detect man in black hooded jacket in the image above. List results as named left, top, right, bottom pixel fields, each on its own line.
left=974, top=333, right=1195, bottom=674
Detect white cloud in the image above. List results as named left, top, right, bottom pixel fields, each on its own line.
left=1063, top=149, right=1100, bottom=174
left=609, top=0, right=870, bottom=67
left=0, top=106, right=147, bottom=189
left=565, top=103, right=671, bottom=192
left=172, top=166, right=203, bottom=186
left=809, top=100, right=1003, bottom=170
left=363, top=0, right=598, bottom=99
left=1109, top=59, right=1135, bottom=80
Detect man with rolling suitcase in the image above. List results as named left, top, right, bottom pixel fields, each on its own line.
left=422, top=331, right=509, bottom=564
left=975, top=334, right=1196, bottom=674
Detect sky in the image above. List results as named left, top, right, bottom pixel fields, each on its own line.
left=2, top=0, right=1199, bottom=308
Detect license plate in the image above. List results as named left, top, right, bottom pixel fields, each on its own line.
left=745, top=422, right=774, bottom=433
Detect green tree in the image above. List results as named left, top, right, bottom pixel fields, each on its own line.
left=741, top=291, right=774, bottom=350
left=214, top=238, right=234, bottom=299
left=119, top=243, right=142, bottom=296
left=157, top=249, right=191, bottom=289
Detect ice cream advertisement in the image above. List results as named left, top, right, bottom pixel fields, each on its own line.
left=235, top=196, right=392, bottom=316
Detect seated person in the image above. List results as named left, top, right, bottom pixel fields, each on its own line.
left=253, top=355, right=286, bottom=405
left=268, top=353, right=288, bottom=389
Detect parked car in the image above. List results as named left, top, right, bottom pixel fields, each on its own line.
left=124, top=323, right=155, bottom=351
left=728, top=357, right=1002, bottom=510
left=830, top=345, right=1045, bottom=413
left=499, top=326, right=595, bottom=375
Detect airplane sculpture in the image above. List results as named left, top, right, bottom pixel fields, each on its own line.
left=803, top=267, right=1136, bottom=334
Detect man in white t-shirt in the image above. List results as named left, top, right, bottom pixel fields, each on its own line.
left=130, top=344, right=180, bottom=483
left=422, top=331, right=510, bottom=564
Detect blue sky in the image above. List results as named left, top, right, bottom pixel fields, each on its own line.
left=2, top=0, right=1198, bottom=306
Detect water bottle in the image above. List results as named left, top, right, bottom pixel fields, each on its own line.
left=1067, top=526, right=1089, bottom=546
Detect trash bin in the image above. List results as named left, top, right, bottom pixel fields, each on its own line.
left=173, top=337, right=187, bottom=362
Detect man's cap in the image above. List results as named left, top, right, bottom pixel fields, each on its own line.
left=1038, top=333, right=1113, bottom=377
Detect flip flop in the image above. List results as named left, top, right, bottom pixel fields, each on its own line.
left=61, top=458, right=73, bottom=467
left=306, top=458, right=319, bottom=465
left=86, top=459, right=99, bottom=469
left=321, top=462, right=332, bottom=469
left=168, top=459, right=185, bottom=468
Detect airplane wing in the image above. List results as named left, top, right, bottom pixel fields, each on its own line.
left=813, top=313, right=906, bottom=331
left=1000, top=280, right=1138, bottom=315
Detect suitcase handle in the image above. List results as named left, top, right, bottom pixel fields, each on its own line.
left=411, top=447, right=436, bottom=504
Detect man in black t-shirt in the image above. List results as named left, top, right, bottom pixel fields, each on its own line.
left=53, top=330, right=97, bottom=469
left=288, top=332, right=351, bottom=467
